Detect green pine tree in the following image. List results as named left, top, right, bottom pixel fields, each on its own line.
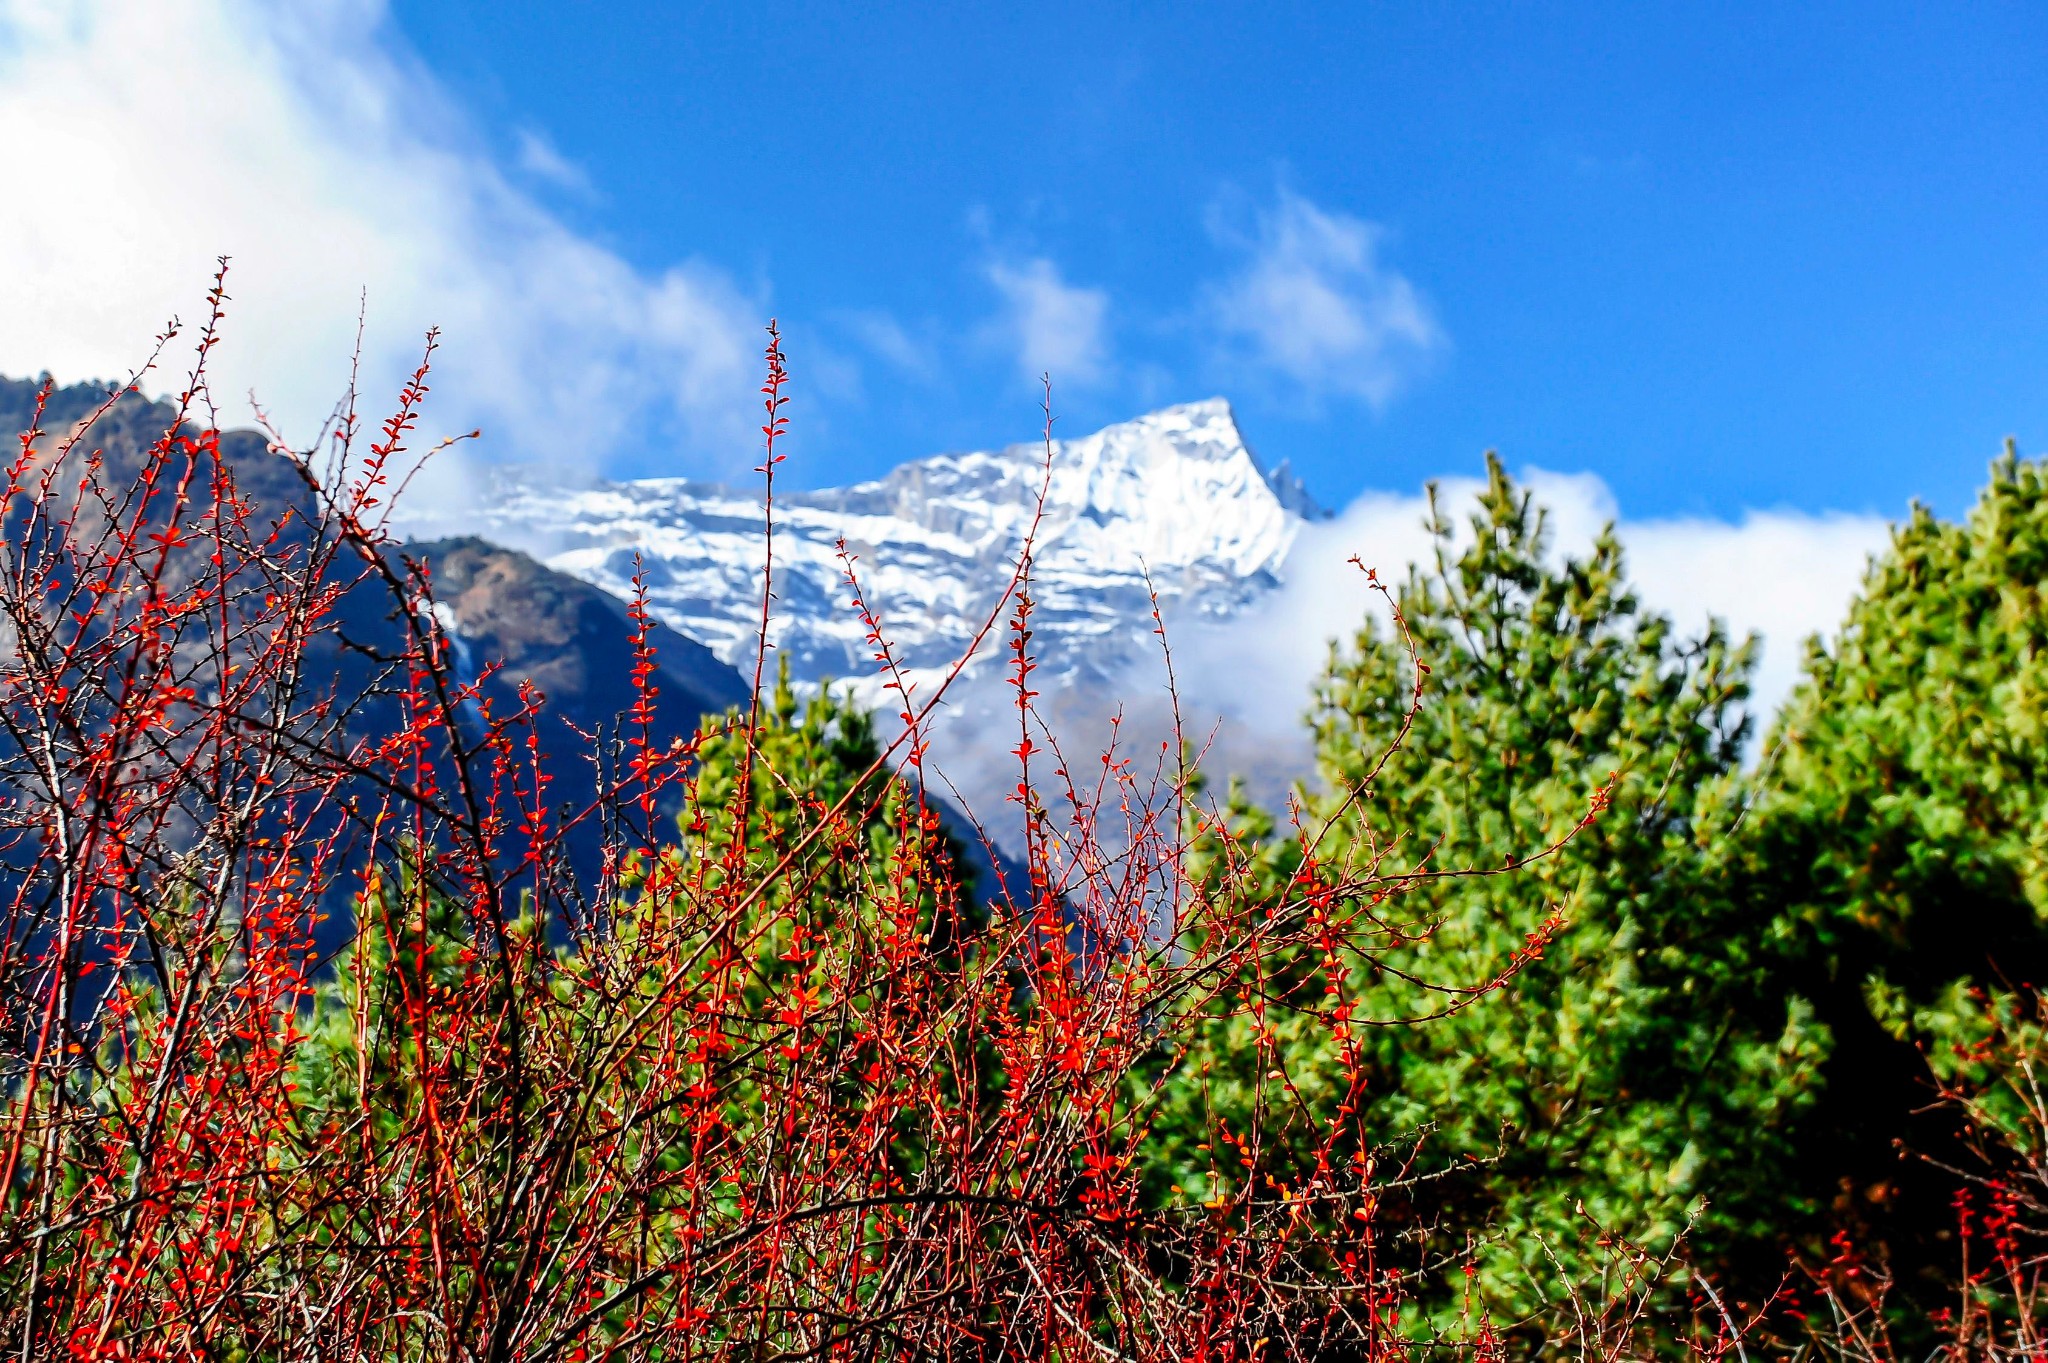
left=1729, top=443, right=2048, bottom=1292
left=1143, top=456, right=1829, bottom=1329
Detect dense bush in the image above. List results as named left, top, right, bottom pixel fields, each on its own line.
left=4, top=289, right=2048, bottom=1359
left=0, top=306, right=1561, bottom=1359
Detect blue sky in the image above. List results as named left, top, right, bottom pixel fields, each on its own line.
left=378, top=1, right=2048, bottom=518
left=3, top=1, right=2044, bottom=526
left=1, top=0, right=2025, bottom=716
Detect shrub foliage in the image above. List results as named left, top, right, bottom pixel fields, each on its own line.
left=3, top=288, right=2048, bottom=1360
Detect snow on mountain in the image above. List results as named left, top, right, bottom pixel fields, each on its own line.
left=414, top=398, right=1323, bottom=703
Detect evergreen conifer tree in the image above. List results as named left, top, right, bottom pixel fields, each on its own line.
left=1730, top=445, right=2048, bottom=1288
left=1145, top=457, right=1829, bottom=1325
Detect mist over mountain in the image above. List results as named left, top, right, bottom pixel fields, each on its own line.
left=397, top=398, right=1326, bottom=837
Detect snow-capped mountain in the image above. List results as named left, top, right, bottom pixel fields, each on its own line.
left=417, top=398, right=1324, bottom=700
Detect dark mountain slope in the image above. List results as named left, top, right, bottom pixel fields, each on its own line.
left=0, top=375, right=748, bottom=738
left=405, top=534, right=746, bottom=731
left=0, top=378, right=753, bottom=956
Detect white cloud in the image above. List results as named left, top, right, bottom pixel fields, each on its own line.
left=1625, top=508, right=1890, bottom=727
left=0, top=0, right=762, bottom=482
left=984, top=256, right=1110, bottom=387
left=1204, top=189, right=1445, bottom=408
left=1151, top=470, right=1890, bottom=791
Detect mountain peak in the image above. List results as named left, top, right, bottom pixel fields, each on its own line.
left=427, top=400, right=1321, bottom=688
left=1054, top=397, right=1327, bottom=521
left=1098, top=394, right=1238, bottom=441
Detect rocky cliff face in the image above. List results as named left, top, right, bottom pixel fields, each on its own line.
left=406, top=535, right=747, bottom=732
left=409, top=398, right=1324, bottom=700
left=388, top=397, right=1332, bottom=845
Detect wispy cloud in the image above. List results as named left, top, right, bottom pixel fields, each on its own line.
left=512, top=127, right=595, bottom=197
left=1203, top=189, right=1445, bottom=408
left=0, top=0, right=761, bottom=474
left=841, top=309, right=934, bottom=379
left=984, top=256, right=1111, bottom=387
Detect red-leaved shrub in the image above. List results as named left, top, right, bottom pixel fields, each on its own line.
left=5, top=275, right=2019, bottom=1361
